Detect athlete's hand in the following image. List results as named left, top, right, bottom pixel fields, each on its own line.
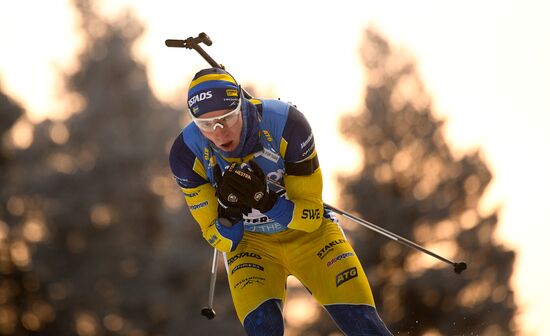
left=220, top=161, right=278, bottom=213
left=218, top=203, right=247, bottom=224
left=213, top=165, right=251, bottom=221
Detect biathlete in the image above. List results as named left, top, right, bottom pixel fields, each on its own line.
left=169, top=67, right=392, bottom=335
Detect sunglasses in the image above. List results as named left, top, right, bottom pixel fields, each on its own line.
left=191, top=98, right=242, bottom=132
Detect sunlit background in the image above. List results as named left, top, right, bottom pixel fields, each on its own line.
left=1, top=0, right=549, bottom=334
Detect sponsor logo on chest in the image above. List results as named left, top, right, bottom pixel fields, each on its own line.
left=261, top=148, right=280, bottom=163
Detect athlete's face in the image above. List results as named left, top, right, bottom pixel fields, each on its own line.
left=196, top=108, right=243, bottom=152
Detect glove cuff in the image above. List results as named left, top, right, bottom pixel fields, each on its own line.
left=215, top=218, right=244, bottom=252
left=263, top=196, right=294, bottom=226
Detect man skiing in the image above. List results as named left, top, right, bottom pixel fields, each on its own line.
left=169, top=67, right=392, bottom=335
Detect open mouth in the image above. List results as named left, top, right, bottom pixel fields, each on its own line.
left=220, top=141, right=233, bottom=150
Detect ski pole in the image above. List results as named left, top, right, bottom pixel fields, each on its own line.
left=166, top=32, right=252, bottom=320
left=165, top=32, right=253, bottom=99
left=201, top=248, right=219, bottom=319
left=266, top=179, right=467, bottom=274
left=324, top=204, right=467, bottom=274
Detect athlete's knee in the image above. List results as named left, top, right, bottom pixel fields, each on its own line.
left=243, top=299, right=284, bottom=336
left=325, top=304, right=392, bottom=335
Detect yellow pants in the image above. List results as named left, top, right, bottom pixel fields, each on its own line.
left=224, top=219, right=376, bottom=323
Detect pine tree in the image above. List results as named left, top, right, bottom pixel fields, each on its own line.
left=334, top=27, right=516, bottom=335
left=0, top=1, right=242, bottom=334
left=0, top=90, right=43, bottom=336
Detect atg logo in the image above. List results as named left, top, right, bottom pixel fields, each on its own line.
left=336, top=267, right=358, bottom=287
left=188, top=91, right=213, bottom=106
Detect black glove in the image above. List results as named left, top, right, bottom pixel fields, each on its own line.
left=220, top=161, right=278, bottom=213
left=217, top=204, right=244, bottom=225
left=213, top=165, right=250, bottom=222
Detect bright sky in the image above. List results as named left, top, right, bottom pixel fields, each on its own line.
left=1, top=1, right=549, bottom=334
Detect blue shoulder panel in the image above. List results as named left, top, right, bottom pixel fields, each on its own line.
left=281, top=105, right=315, bottom=163
left=259, top=99, right=291, bottom=154
left=169, top=125, right=208, bottom=188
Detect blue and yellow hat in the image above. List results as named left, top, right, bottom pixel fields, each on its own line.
left=187, top=68, right=241, bottom=117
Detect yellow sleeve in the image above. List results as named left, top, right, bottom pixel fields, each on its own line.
left=181, top=183, right=235, bottom=252
left=283, top=167, right=324, bottom=232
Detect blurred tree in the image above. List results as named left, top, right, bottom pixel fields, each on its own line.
left=1, top=90, right=41, bottom=336
left=0, top=0, right=242, bottom=335
left=305, top=27, right=516, bottom=335
left=0, top=90, right=23, bottom=163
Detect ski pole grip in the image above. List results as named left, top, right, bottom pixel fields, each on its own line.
left=165, top=32, right=211, bottom=48
left=198, top=32, right=212, bottom=46
left=165, top=39, right=186, bottom=48
left=165, top=33, right=223, bottom=69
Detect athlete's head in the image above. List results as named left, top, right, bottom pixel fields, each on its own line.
left=187, top=68, right=243, bottom=152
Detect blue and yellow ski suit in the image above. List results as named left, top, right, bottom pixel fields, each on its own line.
left=169, top=98, right=391, bottom=335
